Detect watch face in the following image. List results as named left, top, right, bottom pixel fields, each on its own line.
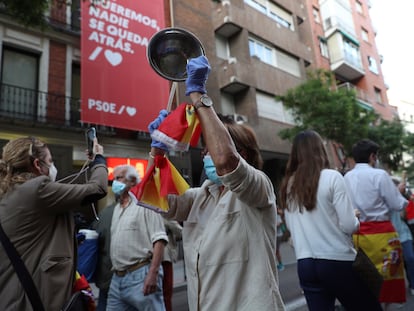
left=200, top=95, right=213, bottom=107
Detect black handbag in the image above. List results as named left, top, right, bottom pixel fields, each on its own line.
left=0, top=222, right=88, bottom=311
left=352, top=235, right=384, bottom=299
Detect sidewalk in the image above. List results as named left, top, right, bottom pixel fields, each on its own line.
left=172, top=241, right=414, bottom=310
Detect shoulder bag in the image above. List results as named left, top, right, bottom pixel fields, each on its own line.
left=352, top=233, right=384, bottom=299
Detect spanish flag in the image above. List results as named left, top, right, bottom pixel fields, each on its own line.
left=129, top=155, right=190, bottom=212
left=354, top=221, right=406, bottom=303
left=150, top=103, right=201, bottom=152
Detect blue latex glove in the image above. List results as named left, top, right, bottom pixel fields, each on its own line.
left=185, top=55, right=211, bottom=96
left=148, top=109, right=169, bottom=150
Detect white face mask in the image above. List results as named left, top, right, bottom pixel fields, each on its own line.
left=48, top=163, right=58, bottom=182
left=42, top=161, right=58, bottom=182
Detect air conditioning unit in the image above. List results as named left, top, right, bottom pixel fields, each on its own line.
left=230, top=75, right=237, bottom=82
left=232, top=113, right=248, bottom=124
left=228, top=57, right=237, bottom=64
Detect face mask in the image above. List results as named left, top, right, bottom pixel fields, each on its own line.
left=203, top=155, right=222, bottom=186
left=48, top=163, right=58, bottom=182
left=112, top=180, right=126, bottom=196
left=41, top=161, right=58, bottom=182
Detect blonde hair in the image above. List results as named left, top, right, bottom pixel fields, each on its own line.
left=0, top=137, right=49, bottom=198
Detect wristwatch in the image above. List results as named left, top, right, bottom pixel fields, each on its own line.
left=193, top=94, right=213, bottom=110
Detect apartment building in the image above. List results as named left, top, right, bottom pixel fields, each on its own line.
left=305, top=0, right=394, bottom=120
left=0, top=0, right=392, bottom=189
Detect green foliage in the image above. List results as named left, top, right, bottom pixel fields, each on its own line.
left=0, top=0, right=100, bottom=27
left=367, top=119, right=405, bottom=171
left=0, top=0, right=51, bottom=27
left=277, top=69, right=377, bottom=155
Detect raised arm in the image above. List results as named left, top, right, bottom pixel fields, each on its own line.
left=186, top=56, right=239, bottom=175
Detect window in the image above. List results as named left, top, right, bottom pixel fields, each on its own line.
left=70, top=64, right=81, bottom=125
left=249, top=36, right=301, bottom=77
left=245, top=0, right=266, bottom=14
left=356, top=1, right=363, bottom=14
left=374, top=87, right=382, bottom=104
left=368, top=56, right=378, bottom=74
left=1, top=47, right=39, bottom=119
left=249, top=38, right=275, bottom=65
left=245, top=0, right=294, bottom=30
left=343, top=39, right=361, bottom=66
left=319, top=38, right=329, bottom=58
left=313, top=7, right=320, bottom=23
left=71, top=0, right=81, bottom=31
left=215, top=34, right=230, bottom=59
left=361, top=28, right=369, bottom=42
left=256, top=91, right=295, bottom=124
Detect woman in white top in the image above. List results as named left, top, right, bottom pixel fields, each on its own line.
left=279, top=130, right=382, bottom=311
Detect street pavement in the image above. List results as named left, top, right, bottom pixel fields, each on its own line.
left=172, top=242, right=414, bottom=311
left=91, top=241, right=414, bottom=310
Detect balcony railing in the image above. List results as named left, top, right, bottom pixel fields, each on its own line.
left=0, top=83, right=83, bottom=128
left=0, top=4, right=80, bottom=34
left=338, top=82, right=374, bottom=109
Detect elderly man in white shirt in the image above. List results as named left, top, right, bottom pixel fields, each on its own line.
left=344, top=139, right=408, bottom=305
left=107, top=164, right=168, bottom=311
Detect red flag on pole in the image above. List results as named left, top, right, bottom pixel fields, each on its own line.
left=129, top=155, right=190, bottom=212
left=151, top=103, right=201, bottom=151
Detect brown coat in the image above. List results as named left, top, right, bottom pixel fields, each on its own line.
left=0, top=163, right=107, bottom=311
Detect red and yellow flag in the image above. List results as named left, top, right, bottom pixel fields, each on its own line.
left=354, top=221, right=406, bottom=303
left=130, top=155, right=190, bottom=212
left=150, top=103, right=201, bottom=152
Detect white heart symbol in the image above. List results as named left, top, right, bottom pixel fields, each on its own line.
left=126, top=107, right=136, bottom=116
left=104, top=50, right=122, bottom=66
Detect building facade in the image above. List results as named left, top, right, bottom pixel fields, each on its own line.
left=0, top=0, right=392, bottom=193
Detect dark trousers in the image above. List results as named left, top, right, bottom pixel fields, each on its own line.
left=162, top=261, right=173, bottom=311
left=96, top=288, right=108, bottom=311
left=298, top=258, right=382, bottom=311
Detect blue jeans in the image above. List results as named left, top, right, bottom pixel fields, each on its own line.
left=107, top=264, right=165, bottom=311
left=298, top=258, right=382, bottom=311
left=402, top=240, right=414, bottom=289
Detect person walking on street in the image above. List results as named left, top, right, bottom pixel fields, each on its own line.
left=344, top=139, right=407, bottom=307
left=279, top=130, right=382, bottom=311
left=390, top=178, right=414, bottom=297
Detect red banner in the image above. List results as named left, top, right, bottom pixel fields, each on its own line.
left=107, top=157, right=148, bottom=181
left=81, top=0, right=169, bottom=131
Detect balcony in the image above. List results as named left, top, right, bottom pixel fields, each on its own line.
left=0, top=3, right=80, bottom=35
left=216, top=58, right=253, bottom=94
left=338, top=82, right=374, bottom=110
left=0, top=83, right=82, bottom=128
left=327, top=33, right=364, bottom=80
left=212, top=1, right=243, bottom=38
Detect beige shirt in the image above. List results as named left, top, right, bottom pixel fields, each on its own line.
left=166, top=158, right=285, bottom=311
left=110, top=197, right=168, bottom=271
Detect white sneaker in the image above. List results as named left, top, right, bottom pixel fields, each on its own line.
left=410, top=288, right=414, bottom=296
